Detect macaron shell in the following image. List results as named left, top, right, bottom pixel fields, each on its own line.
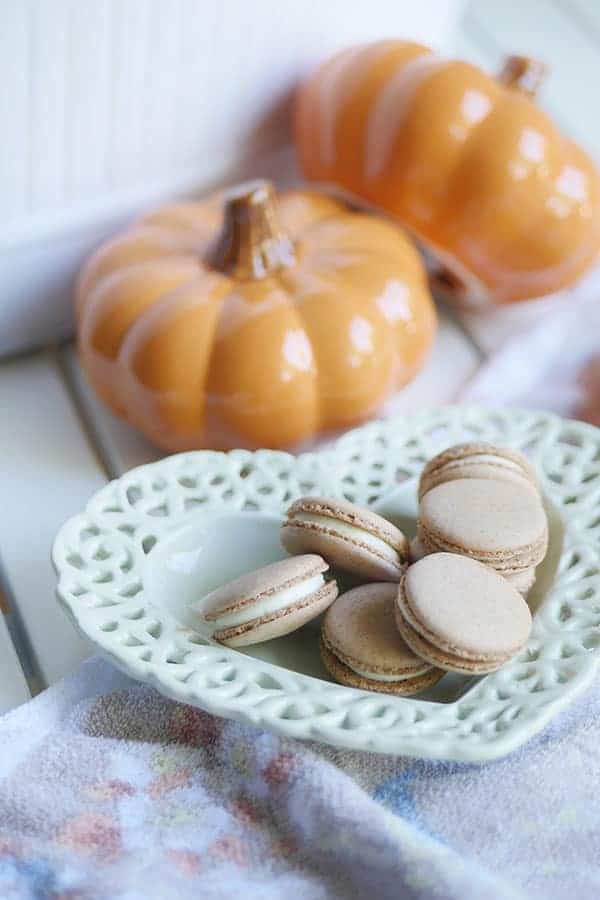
left=285, top=496, right=409, bottom=553
left=322, top=582, right=431, bottom=676
left=412, top=537, right=537, bottom=594
left=394, top=606, right=506, bottom=674
left=418, top=442, right=537, bottom=500
left=281, top=523, right=406, bottom=582
left=214, top=580, right=338, bottom=647
left=410, top=536, right=427, bottom=563
left=418, top=478, right=548, bottom=570
left=203, top=553, right=327, bottom=620
left=504, top=566, right=537, bottom=595
left=320, top=638, right=445, bottom=695
left=398, top=553, right=532, bottom=661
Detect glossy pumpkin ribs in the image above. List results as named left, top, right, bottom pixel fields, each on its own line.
left=76, top=181, right=436, bottom=451
left=294, top=42, right=600, bottom=305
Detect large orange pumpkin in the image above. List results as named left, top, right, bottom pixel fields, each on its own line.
left=295, top=42, right=600, bottom=305
left=77, top=180, right=435, bottom=451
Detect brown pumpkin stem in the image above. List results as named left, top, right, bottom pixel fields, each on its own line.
left=211, top=179, right=295, bottom=279
left=498, top=55, right=547, bottom=99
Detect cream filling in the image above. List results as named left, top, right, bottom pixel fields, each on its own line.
left=444, top=453, right=526, bottom=475
left=291, top=513, right=401, bottom=564
left=346, top=663, right=421, bottom=683
left=207, top=574, right=325, bottom=630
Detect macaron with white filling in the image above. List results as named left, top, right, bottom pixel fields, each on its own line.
left=202, top=555, right=337, bottom=647
left=281, top=496, right=409, bottom=582
left=418, top=441, right=537, bottom=500
left=417, top=478, right=548, bottom=577
left=395, top=553, right=532, bottom=674
left=320, top=583, right=444, bottom=695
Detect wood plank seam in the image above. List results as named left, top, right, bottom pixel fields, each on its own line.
left=0, top=558, right=42, bottom=695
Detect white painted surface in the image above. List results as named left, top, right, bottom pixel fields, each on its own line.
left=61, top=345, right=159, bottom=479
left=0, top=351, right=106, bottom=686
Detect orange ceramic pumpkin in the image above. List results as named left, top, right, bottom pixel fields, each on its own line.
left=77, top=181, right=435, bottom=451
left=295, top=42, right=600, bottom=305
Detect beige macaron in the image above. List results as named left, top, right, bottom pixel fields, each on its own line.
left=202, top=554, right=337, bottom=647
left=320, top=583, right=444, bottom=695
left=395, top=553, right=533, bottom=674
left=418, top=478, right=548, bottom=577
left=281, top=496, right=409, bottom=582
left=409, top=536, right=427, bottom=563
left=413, top=535, right=537, bottom=596
left=418, top=442, right=538, bottom=501
left=503, top=566, right=538, bottom=595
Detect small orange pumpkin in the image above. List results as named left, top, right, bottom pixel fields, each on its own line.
left=77, top=180, right=435, bottom=451
left=295, top=41, right=600, bottom=305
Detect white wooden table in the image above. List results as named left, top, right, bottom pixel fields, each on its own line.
left=1, top=0, right=597, bottom=712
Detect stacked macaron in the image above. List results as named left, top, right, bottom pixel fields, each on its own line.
left=415, top=442, right=548, bottom=595
left=418, top=441, right=538, bottom=500
left=199, top=441, right=542, bottom=697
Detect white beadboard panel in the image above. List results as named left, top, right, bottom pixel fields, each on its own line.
left=0, top=2, right=30, bottom=219
left=465, top=0, right=600, bottom=157
left=107, top=0, right=151, bottom=188
left=61, top=311, right=480, bottom=479
left=64, top=2, right=112, bottom=203
left=176, top=0, right=219, bottom=168
left=139, top=1, right=184, bottom=181
left=0, top=0, right=462, bottom=229
left=0, top=350, right=109, bottom=686
left=29, top=2, right=69, bottom=211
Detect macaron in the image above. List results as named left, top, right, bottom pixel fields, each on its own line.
left=504, top=566, right=537, bottom=595
left=202, top=554, right=337, bottom=647
left=281, top=497, right=409, bottom=581
left=417, top=478, right=548, bottom=578
left=395, top=553, right=533, bottom=674
left=320, top=583, right=444, bottom=694
left=413, top=534, right=537, bottom=596
left=409, top=536, right=427, bottom=563
left=418, top=441, right=537, bottom=500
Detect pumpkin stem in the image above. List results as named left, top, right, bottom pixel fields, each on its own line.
left=498, top=55, right=547, bottom=99
left=211, top=179, right=295, bottom=279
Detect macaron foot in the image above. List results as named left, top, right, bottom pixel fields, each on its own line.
left=320, top=638, right=444, bottom=695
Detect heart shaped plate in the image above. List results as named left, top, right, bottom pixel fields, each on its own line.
left=52, top=407, right=600, bottom=762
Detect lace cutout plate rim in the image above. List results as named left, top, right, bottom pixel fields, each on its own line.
left=52, top=406, right=600, bottom=762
